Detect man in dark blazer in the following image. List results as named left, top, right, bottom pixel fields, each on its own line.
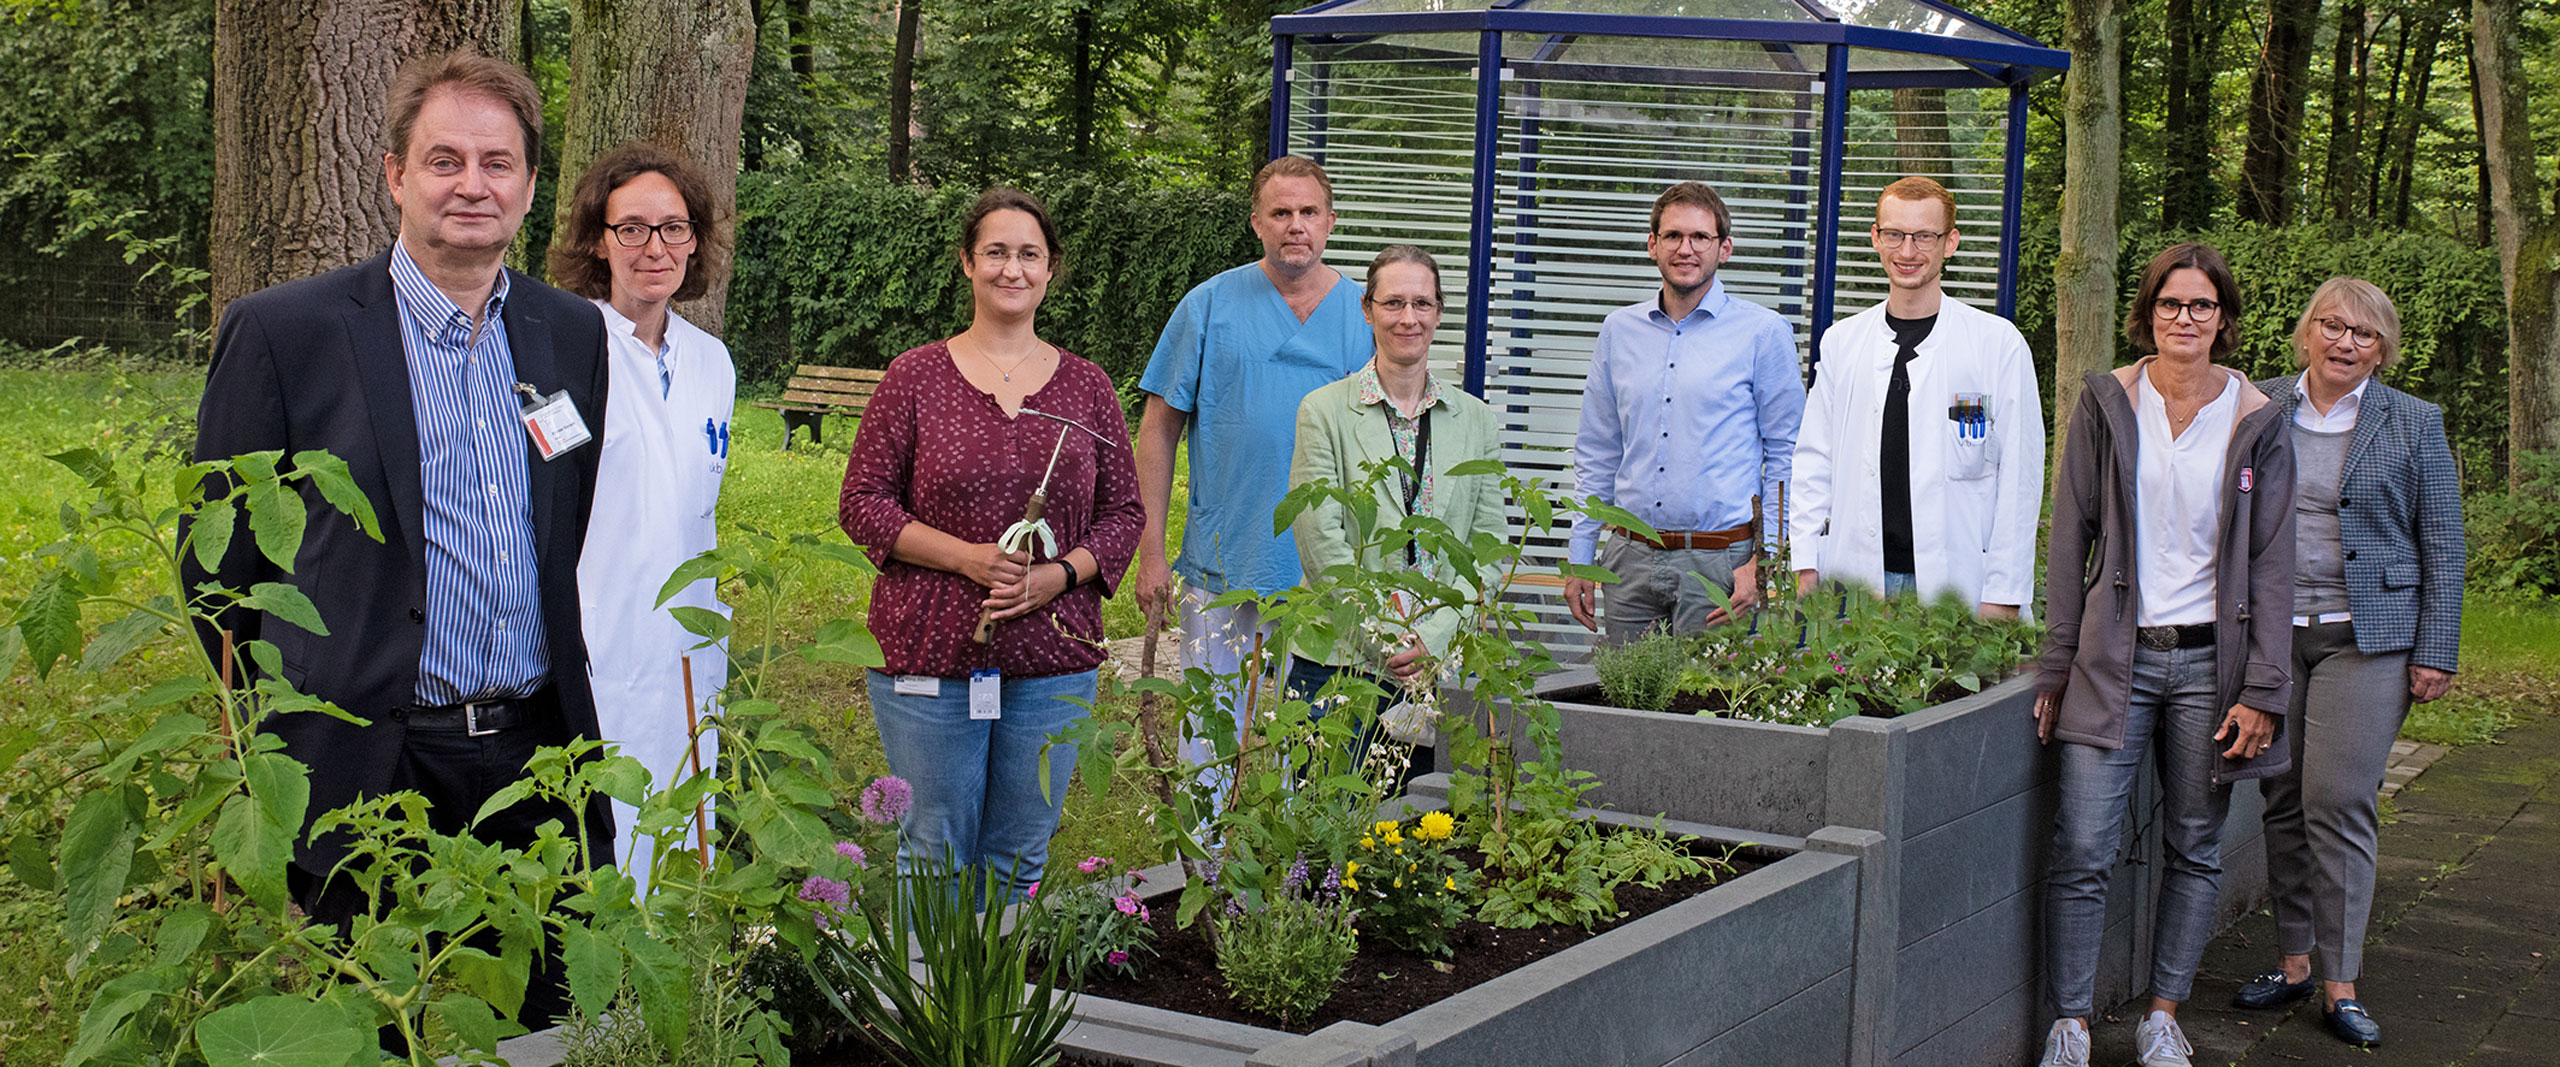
left=184, top=52, right=610, bottom=1024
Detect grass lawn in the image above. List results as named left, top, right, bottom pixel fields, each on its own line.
left=4, top=365, right=2558, bottom=1061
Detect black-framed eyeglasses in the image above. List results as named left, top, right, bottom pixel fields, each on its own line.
left=2315, top=316, right=2382, bottom=349
left=1874, top=228, right=1946, bottom=249
left=610, top=220, right=696, bottom=247
left=2152, top=297, right=2222, bottom=322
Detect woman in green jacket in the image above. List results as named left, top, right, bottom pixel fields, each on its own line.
left=1285, top=245, right=1507, bottom=781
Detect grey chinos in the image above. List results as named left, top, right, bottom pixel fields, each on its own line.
left=2262, top=620, right=2411, bottom=981
left=1598, top=537, right=1754, bottom=645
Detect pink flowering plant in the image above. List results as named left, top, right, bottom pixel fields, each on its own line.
left=1028, top=854, right=1159, bottom=982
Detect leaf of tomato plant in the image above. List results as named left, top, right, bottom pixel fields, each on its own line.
left=622, top=924, right=691, bottom=1050
left=81, top=599, right=174, bottom=674
left=60, top=789, right=139, bottom=975
left=559, top=923, right=622, bottom=1020
left=243, top=480, right=304, bottom=572
left=7, top=830, right=53, bottom=891
left=288, top=451, right=380, bottom=540
left=195, top=996, right=370, bottom=1067
left=668, top=606, right=733, bottom=645
left=429, top=992, right=523, bottom=1052
left=61, top=967, right=177, bottom=1067
left=15, top=570, right=83, bottom=679
left=46, top=447, right=116, bottom=487
left=189, top=497, right=237, bottom=574
left=654, top=553, right=731, bottom=609
left=238, top=583, right=328, bottom=636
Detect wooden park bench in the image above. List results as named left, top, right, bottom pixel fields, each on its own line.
left=753, top=364, right=886, bottom=448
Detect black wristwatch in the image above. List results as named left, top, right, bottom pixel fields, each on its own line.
left=1054, top=558, right=1079, bottom=588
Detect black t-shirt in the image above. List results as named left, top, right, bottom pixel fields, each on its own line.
left=1881, top=312, right=1938, bottom=575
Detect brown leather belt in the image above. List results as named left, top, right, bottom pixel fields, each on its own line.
left=1608, top=522, right=1756, bottom=552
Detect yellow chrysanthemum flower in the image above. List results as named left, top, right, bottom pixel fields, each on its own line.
left=1345, top=861, right=1360, bottom=876
left=1445, top=876, right=1457, bottom=891
left=1359, top=836, right=1375, bottom=851
left=1393, top=879, right=1403, bottom=888
left=1417, top=811, right=1455, bottom=840
left=1372, top=820, right=1398, bottom=837
left=1344, top=876, right=1359, bottom=891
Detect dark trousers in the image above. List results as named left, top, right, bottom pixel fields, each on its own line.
left=290, top=686, right=598, bottom=1036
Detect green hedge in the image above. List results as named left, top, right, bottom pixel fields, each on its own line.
left=725, top=172, right=1262, bottom=393
left=2012, top=221, right=2509, bottom=483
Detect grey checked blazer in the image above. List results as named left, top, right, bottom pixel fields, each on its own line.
left=2256, top=375, right=2465, bottom=672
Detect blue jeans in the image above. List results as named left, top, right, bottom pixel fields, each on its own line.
left=1883, top=571, right=1918, bottom=597
left=865, top=668, right=1095, bottom=892
left=2044, top=645, right=2232, bottom=1017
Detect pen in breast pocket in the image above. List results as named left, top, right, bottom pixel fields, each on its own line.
left=704, top=418, right=720, bottom=455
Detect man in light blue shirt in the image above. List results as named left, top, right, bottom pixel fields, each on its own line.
left=1135, top=156, right=1373, bottom=771
left=1563, top=181, right=1804, bottom=643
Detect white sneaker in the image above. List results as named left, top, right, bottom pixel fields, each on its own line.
left=2038, top=1018, right=2090, bottom=1067
left=2135, top=1010, right=2195, bottom=1067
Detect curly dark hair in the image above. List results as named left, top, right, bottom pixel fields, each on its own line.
left=546, top=142, right=729, bottom=303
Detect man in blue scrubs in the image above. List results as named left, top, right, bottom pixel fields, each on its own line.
left=1134, top=156, right=1374, bottom=772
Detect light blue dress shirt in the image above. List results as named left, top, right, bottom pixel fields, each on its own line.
left=388, top=242, right=550, bottom=705
left=1568, top=278, right=1805, bottom=565
left=1139, top=262, right=1373, bottom=595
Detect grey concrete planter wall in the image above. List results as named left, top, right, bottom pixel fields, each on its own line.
left=1062, top=808, right=1873, bottom=1067
left=1440, top=670, right=2267, bottom=1067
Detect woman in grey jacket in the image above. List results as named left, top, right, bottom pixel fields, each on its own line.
left=2032, top=243, right=2297, bottom=1067
left=2229, top=278, right=2463, bottom=1048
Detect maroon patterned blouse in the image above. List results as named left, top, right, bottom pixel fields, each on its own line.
left=838, top=341, right=1143, bottom=678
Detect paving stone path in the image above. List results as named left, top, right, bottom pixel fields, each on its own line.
left=2088, top=707, right=2560, bottom=1067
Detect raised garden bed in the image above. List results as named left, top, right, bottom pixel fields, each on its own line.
left=1440, top=668, right=2270, bottom=1067
left=1057, top=805, right=1876, bottom=1067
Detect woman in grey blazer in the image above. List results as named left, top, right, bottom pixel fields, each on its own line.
left=2235, top=277, right=2464, bottom=1048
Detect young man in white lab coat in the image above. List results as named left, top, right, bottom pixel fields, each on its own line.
left=1789, top=177, right=2043, bottom=617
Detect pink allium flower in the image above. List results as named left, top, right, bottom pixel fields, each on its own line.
left=1105, top=950, right=1130, bottom=966
left=1112, top=894, right=1140, bottom=916
left=1077, top=855, right=1110, bottom=874
left=835, top=841, right=868, bottom=868
left=859, top=777, right=913, bottom=824
left=798, top=875, right=850, bottom=907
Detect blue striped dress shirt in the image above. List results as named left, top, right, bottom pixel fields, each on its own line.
left=1568, top=278, right=1805, bottom=565
left=389, top=242, right=550, bottom=705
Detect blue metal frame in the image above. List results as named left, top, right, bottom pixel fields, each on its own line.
left=1269, top=34, right=1294, bottom=158
left=1807, top=45, right=1851, bottom=359
left=1997, top=81, right=2028, bottom=319
left=1461, top=29, right=1502, bottom=397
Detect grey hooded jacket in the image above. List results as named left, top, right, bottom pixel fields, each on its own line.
left=2036, top=359, right=2297, bottom=784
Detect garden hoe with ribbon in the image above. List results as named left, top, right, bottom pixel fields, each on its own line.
left=973, top=407, right=1121, bottom=644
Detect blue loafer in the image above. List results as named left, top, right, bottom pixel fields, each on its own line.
left=2325, top=999, right=2383, bottom=1046
left=2232, top=971, right=2316, bottom=1009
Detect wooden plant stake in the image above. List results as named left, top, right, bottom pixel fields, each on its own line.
left=680, top=655, right=712, bottom=871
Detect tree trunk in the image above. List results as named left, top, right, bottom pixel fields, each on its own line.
left=1071, top=4, right=1096, bottom=160
left=888, top=0, right=921, bottom=181
left=2160, top=0, right=2219, bottom=229
left=2323, top=0, right=2367, bottom=220
left=2366, top=11, right=2408, bottom=218
left=556, top=0, right=756, bottom=334
left=209, top=0, right=522, bottom=323
left=2054, top=0, right=2123, bottom=492
left=787, top=0, right=814, bottom=82
left=2241, top=0, right=2320, bottom=223
left=2472, top=0, right=2560, bottom=482
left=2469, top=51, right=2493, bottom=246
left=2387, top=4, right=2449, bottom=226
left=1893, top=87, right=1952, bottom=174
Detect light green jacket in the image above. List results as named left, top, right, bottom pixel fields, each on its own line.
left=1288, top=370, right=1508, bottom=667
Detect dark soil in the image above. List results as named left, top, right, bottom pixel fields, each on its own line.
left=1549, top=680, right=1981, bottom=719
left=1070, top=845, right=1774, bottom=1034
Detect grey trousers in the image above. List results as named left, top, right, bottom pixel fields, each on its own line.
left=1597, top=537, right=1753, bottom=646
left=2262, top=620, right=2411, bottom=982
left=2045, top=644, right=2232, bottom=1017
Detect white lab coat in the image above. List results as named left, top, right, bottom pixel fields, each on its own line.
left=579, top=301, right=735, bottom=899
left=1789, top=297, right=2045, bottom=609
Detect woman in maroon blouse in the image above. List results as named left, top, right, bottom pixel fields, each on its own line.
left=838, top=188, right=1143, bottom=890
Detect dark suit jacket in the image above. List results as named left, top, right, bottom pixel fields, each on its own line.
left=185, top=248, right=612, bottom=876
left=2256, top=375, right=2466, bottom=671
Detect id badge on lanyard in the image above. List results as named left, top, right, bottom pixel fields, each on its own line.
left=515, top=383, right=593, bottom=460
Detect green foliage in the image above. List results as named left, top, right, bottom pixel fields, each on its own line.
left=1675, top=578, right=2041, bottom=728
left=1592, top=628, right=1691, bottom=713
left=817, top=857, right=1078, bottom=1067
left=725, top=170, right=1258, bottom=389
left=1210, top=891, right=1358, bottom=1027
left=2467, top=450, right=2560, bottom=596
left=1029, top=855, right=1159, bottom=984
left=1340, top=812, right=1471, bottom=958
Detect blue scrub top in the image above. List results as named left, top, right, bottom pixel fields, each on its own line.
left=1139, top=262, right=1373, bottom=595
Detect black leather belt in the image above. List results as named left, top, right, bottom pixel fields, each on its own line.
left=2136, top=624, right=2215, bottom=652
left=396, top=695, right=540, bottom=736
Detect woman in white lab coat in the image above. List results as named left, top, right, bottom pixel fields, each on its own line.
left=1788, top=293, right=2045, bottom=614
left=549, top=142, right=737, bottom=899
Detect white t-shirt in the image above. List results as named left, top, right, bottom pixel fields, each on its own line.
left=2134, top=369, right=2240, bottom=628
